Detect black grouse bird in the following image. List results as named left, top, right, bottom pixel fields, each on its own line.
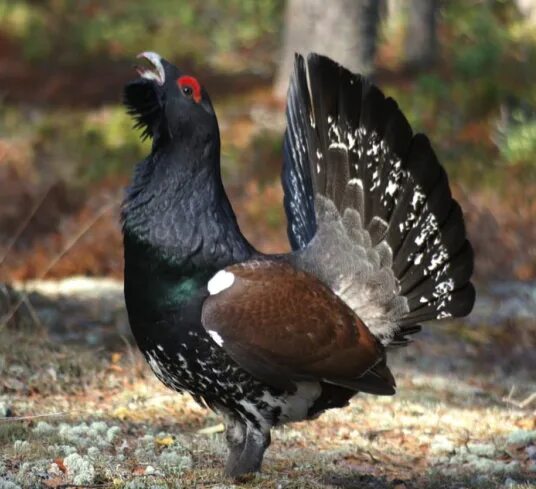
left=122, top=51, right=475, bottom=477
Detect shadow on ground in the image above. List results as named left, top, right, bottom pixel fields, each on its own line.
left=0, top=279, right=535, bottom=488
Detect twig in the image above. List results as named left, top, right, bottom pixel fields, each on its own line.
left=33, top=197, right=120, bottom=280
left=119, top=333, right=141, bottom=378
left=503, top=391, right=536, bottom=409
left=0, top=287, right=45, bottom=333
left=519, top=392, right=536, bottom=408
left=0, top=411, right=70, bottom=424
left=55, top=484, right=112, bottom=489
left=0, top=187, right=54, bottom=331
left=0, top=185, right=52, bottom=267
left=20, top=292, right=45, bottom=330
left=0, top=197, right=120, bottom=327
left=504, top=385, right=516, bottom=403
left=364, top=450, right=380, bottom=464
left=197, top=423, right=225, bottom=434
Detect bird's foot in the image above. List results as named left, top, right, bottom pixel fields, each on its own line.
left=224, top=418, right=246, bottom=476
left=224, top=422, right=271, bottom=478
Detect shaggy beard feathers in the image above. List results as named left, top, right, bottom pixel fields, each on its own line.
left=123, top=79, right=162, bottom=141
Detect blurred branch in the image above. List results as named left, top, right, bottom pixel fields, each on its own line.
left=0, top=411, right=69, bottom=424
left=0, top=196, right=121, bottom=329
left=0, top=185, right=52, bottom=268
left=503, top=388, right=536, bottom=408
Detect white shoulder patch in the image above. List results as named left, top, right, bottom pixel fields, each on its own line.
left=207, top=270, right=235, bottom=295
left=207, top=330, right=224, bottom=347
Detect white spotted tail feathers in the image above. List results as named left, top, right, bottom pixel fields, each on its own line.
left=283, top=53, right=475, bottom=346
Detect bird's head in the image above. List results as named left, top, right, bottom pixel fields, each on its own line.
left=124, top=52, right=217, bottom=144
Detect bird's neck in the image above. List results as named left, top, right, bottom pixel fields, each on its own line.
left=122, top=139, right=253, bottom=281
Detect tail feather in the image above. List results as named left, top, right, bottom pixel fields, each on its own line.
left=388, top=324, right=422, bottom=348
left=399, top=205, right=470, bottom=296
left=400, top=283, right=476, bottom=325
left=283, top=53, right=475, bottom=346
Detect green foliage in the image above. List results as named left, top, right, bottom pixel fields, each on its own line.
left=383, top=0, right=536, bottom=184
left=498, top=111, right=536, bottom=165
left=0, top=104, right=150, bottom=183
left=0, top=0, right=283, bottom=68
left=79, top=108, right=150, bottom=181
left=1, top=0, right=535, bottom=191
left=447, top=6, right=506, bottom=80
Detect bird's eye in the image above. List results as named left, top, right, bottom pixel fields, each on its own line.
left=177, top=76, right=202, bottom=103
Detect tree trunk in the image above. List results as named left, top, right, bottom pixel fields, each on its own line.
left=274, top=0, right=381, bottom=99
left=404, top=0, right=438, bottom=70
left=515, top=0, right=536, bottom=25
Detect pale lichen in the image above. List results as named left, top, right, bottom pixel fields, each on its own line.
left=63, top=453, right=95, bottom=485
left=32, top=421, right=55, bottom=436
left=505, top=430, right=536, bottom=446
left=12, top=440, right=30, bottom=456
left=106, top=425, right=121, bottom=443
left=466, top=442, right=498, bottom=458
left=0, top=479, right=22, bottom=489
left=158, top=449, right=193, bottom=472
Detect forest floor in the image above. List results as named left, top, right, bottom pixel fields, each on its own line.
left=0, top=279, right=535, bottom=489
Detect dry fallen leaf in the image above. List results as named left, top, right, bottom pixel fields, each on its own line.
left=53, top=458, right=66, bottom=473
left=155, top=435, right=174, bottom=447
left=197, top=423, right=225, bottom=435
left=43, top=477, right=65, bottom=488
left=516, top=417, right=536, bottom=430
left=113, top=406, right=129, bottom=420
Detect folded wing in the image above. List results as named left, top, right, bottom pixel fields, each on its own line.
left=201, top=260, right=395, bottom=394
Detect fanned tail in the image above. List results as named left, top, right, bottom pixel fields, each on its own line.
left=284, top=53, right=475, bottom=345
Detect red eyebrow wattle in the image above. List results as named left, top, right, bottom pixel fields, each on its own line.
left=177, top=76, right=202, bottom=103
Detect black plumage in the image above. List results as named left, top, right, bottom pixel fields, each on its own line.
left=122, top=52, right=475, bottom=477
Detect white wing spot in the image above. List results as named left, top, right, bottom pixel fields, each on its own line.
left=207, top=270, right=235, bottom=295
left=348, top=178, right=363, bottom=189
left=208, top=330, right=224, bottom=347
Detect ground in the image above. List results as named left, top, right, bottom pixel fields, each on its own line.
left=0, top=280, right=535, bottom=489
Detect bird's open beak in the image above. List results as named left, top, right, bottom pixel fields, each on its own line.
left=136, top=51, right=165, bottom=86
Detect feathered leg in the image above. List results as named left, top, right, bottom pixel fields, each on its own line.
left=226, top=423, right=271, bottom=477
left=224, top=417, right=246, bottom=476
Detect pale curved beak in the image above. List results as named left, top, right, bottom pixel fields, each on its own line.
left=136, top=51, right=165, bottom=86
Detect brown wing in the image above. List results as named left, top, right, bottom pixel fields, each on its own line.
left=201, top=259, right=394, bottom=393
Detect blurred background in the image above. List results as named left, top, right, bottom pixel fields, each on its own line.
left=0, top=0, right=535, bottom=283
left=0, top=1, right=536, bottom=487
left=0, top=0, right=536, bottom=280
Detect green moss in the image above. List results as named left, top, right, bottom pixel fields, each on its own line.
left=0, top=424, right=30, bottom=448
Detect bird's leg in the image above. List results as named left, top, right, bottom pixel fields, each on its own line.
left=224, top=417, right=247, bottom=476
left=226, top=423, right=271, bottom=477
